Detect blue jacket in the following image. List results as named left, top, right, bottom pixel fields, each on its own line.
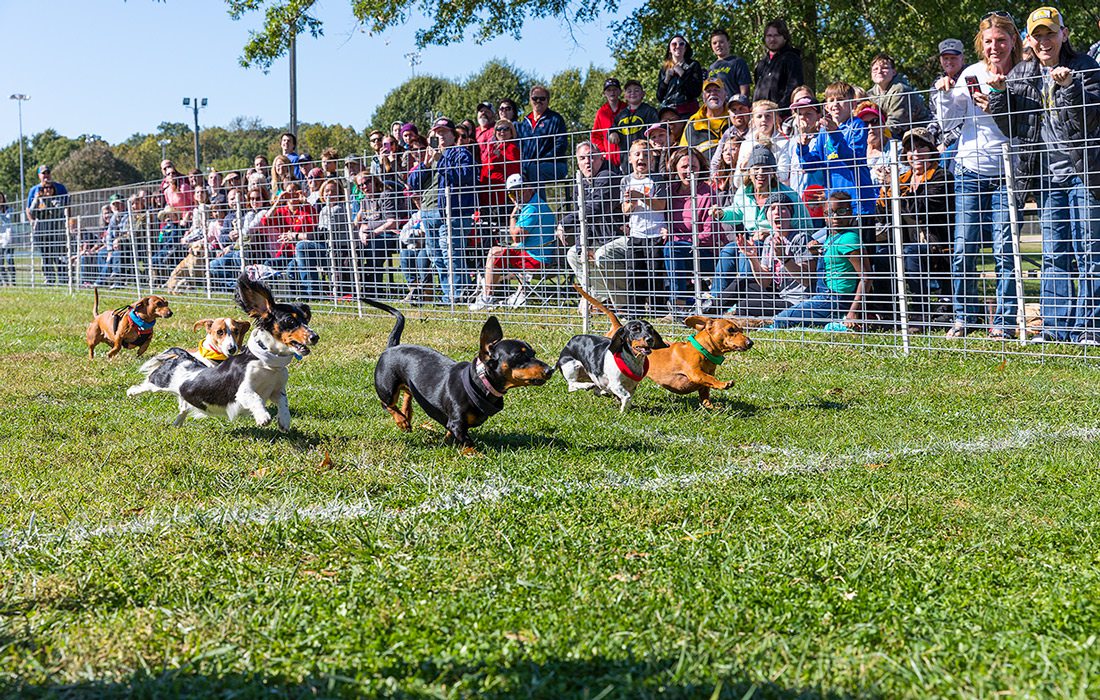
left=435, top=145, right=477, bottom=219
left=516, top=110, right=569, bottom=167
left=797, top=118, right=877, bottom=216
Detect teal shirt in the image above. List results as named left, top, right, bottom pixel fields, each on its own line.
left=823, top=229, right=861, bottom=294
left=516, top=192, right=556, bottom=263
left=714, top=183, right=812, bottom=235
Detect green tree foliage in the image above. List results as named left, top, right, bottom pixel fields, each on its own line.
left=0, top=130, right=83, bottom=202
left=434, top=60, right=539, bottom=124
left=369, top=75, right=452, bottom=132
left=549, top=65, right=611, bottom=132
left=53, top=143, right=143, bottom=192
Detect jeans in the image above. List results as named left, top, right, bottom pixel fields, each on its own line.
left=288, top=240, right=328, bottom=299
left=94, top=246, right=130, bottom=286
left=710, top=240, right=759, bottom=297
left=664, top=240, right=715, bottom=305
left=951, top=165, right=1017, bottom=331
left=772, top=292, right=854, bottom=328
left=424, top=209, right=470, bottom=303
left=1039, top=176, right=1100, bottom=341
left=566, top=236, right=631, bottom=308
left=400, top=246, right=430, bottom=289
left=210, top=250, right=243, bottom=290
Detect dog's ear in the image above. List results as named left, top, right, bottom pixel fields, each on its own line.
left=299, top=303, right=312, bottom=323
left=235, top=275, right=275, bottom=318
left=479, top=316, right=504, bottom=359
left=650, top=325, right=670, bottom=349
left=683, top=315, right=709, bottom=331
left=193, top=319, right=213, bottom=333
left=233, top=319, right=251, bottom=343
left=608, top=326, right=627, bottom=354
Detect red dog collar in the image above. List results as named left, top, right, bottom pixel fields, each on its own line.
left=613, top=352, right=649, bottom=381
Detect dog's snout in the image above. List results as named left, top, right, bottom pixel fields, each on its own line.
left=308, top=331, right=320, bottom=345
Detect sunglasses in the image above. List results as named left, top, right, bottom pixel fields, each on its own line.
left=982, top=10, right=1016, bottom=24
left=824, top=208, right=851, bottom=217
left=530, top=95, right=548, bottom=103
left=495, top=126, right=512, bottom=133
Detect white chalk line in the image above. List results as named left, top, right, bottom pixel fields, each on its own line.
left=4, top=423, right=1100, bottom=554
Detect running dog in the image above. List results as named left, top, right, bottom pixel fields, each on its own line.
left=86, top=289, right=173, bottom=359
left=557, top=314, right=666, bottom=413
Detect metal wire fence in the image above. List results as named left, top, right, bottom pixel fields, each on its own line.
left=3, top=64, right=1099, bottom=360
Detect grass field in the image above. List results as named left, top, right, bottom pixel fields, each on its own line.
left=4, top=287, right=1100, bottom=699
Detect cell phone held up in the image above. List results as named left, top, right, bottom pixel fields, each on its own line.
left=965, top=75, right=981, bottom=101
left=428, top=136, right=440, bottom=149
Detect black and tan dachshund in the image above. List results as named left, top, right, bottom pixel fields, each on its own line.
left=366, top=300, right=555, bottom=450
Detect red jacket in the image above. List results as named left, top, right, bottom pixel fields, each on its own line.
left=591, top=101, right=626, bottom=170
left=480, top=140, right=521, bottom=209
left=263, top=204, right=318, bottom=258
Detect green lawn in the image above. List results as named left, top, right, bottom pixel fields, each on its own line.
left=3, top=288, right=1100, bottom=699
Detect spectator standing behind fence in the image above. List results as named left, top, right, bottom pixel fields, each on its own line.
left=709, top=94, right=754, bottom=175
left=28, top=180, right=67, bottom=285
left=355, top=174, right=399, bottom=297
left=24, top=164, right=69, bottom=222
left=796, top=82, right=877, bottom=217
left=875, top=128, right=954, bottom=333
left=787, top=92, right=827, bottom=198
left=664, top=148, right=716, bottom=314
left=681, top=77, right=730, bottom=162
left=559, top=141, right=629, bottom=309
left=280, top=132, right=307, bottom=182
left=592, top=78, right=626, bottom=171
left=161, top=160, right=193, bottom=219
left=708, top=29, right=751, bottom=99
left=612, top=80, right=659, bottom=173
left=622, top=139, right=669, bottom=313
left=771, top=192, right=867, bottom=328
left=856, top=102, right=899, bottom=188
left=475, top=101, right=497, bottom=165
left=658, top=35, right=704, bottom=117
left=516, top=87, right=569, bottom=187
left=933, top=12, right=1021, bottom=340
left=734, top=99, right=792, bottom=184
left=481, top=119, right=522, bottom=232
left=248, top=155, right=269, bottom=189
left=151, top=206, right=184, bottom=282
left=989, top=6, right=1100, bottom=344
left=929, top=38, right=967, bottom=168
left=271, top=155, right=297, bottom=197
left=0, top=193, right=13, bottom=285
left=867, top=53, right=933, bottom=134
left=469, top=174, right=556, bottom=311
left=753, top=19, right=804, bottom=109
left=425, top=117, right=477, bottom=304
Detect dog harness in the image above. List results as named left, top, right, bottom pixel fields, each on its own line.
left=197, top=338, right=229, bottom=363
left=688, top=335, right=725, bottom=365
left=613, top=352, right=649, bottom=381
left=460, top=360, right=504, bottom=416
left=128, top=308, right=156, bottom=336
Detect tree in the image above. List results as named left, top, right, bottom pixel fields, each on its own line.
left=435, top=60, right=541, bottom=124
left=53, top=143, right=143, bottom=192
left=370, top=75, right=454, bottom=133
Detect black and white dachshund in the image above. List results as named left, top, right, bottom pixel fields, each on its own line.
left=127, top=275, right=319, bottom=430
left=557, top=319, right=667, bottom=413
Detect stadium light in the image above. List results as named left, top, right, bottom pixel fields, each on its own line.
left=157, top=138, right=171, bottom=162
left=182, top=97, right=208, bottom=170
left=9, top=94, right=29, bottom=222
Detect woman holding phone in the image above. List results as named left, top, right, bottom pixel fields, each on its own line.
left=932, top=11, right=1022, bottom=339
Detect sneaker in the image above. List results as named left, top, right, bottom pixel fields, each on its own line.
left=505, top=288, right=529, bottom=308
left=468, top=294, right=495, bottom=311
left=945, top=322, right=968, bottom=339
left=1078, top=334, right=1100, bottom=346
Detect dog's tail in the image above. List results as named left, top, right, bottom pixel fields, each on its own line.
left=137, top=347, right=194, bottom=377
left=364, top=299, right=405, bottom=348
left=92, top=287, right=100, bottom=318
left=573, top=283, right=622, bottom=335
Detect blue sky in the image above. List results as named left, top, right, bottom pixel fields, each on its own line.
left=0, top=0, right=643, bottom=145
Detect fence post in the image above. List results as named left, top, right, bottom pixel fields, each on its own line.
left=126, top=201, right=142, bottom=297
left=1002, top=142, right=1028, bottom=345
left=689, top=162, right=702, bottom=316
left=445, top=184, right=455, bottom=311
left=65, top=208, right=73, bottom=295
left=75, top=216, right=83, bottom=289
left=888, top=139, right=911, bottom=354
left=146, top=204, right=155, bottom=291
left=234, top=195, right=245, bottom=277
left=345, top=188, right=363, bottom=318
left=576, top=170, right=590, bottom=334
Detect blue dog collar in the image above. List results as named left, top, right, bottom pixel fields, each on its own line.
left=128, top=308, right=156, bottom=333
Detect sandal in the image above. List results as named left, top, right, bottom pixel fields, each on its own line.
left=945, top=323, right=968, bottom=339
left=987, top=328, right=1015, bottom=340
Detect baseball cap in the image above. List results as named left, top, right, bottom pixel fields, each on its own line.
left=37, top=165, right=51, bottom=174
left=745, top=145, right=777, bottom=169
left=790, top=95, right=818, bottom=111
left=764, top=191, right=794, bottom=209
left=477, top=101, right=494, bottom=112
left=644, top=122, right=669, bottom=138
left=702, top=76, right=725, bottom=91
left=939, top=38, right=964, bottom=55
left=902, top=127, right=937, bottom=151
left=505, top=173, right=525, bottom=191
left=855, top=102, right=884, bottom=122
left=603, top=77, right=622, bottom=91
left=658, top=106, right=680, bottom=120
left=1027, top=6, right=1064, bottom=35
left=108, top=193, right=123, bottom=203
left=431, top=117, right=457, bottom=132
left=307, top=167, right=324, bottom=179
left=223, top=171, right=241, bottom=182
left=623, top=79, right=643, bottom=90
left=728, top=94, right=752, bottom=109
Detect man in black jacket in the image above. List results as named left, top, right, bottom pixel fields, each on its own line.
left=558, top=141, right=630, bottom=309
left=988, top=6, right=1100, bottom=343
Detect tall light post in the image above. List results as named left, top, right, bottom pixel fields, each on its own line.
left=9, top=94, right=29, bottom=220
left=157, top=138, right=171, bottom=162
left=182, top=97, right=207, bottom=170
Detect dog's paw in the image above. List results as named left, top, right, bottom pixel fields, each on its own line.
left=125, top=385, right=142, bottom=397
left=256, top=412, right=273, bottom=427
left=721, top=380, right=735, bottom=390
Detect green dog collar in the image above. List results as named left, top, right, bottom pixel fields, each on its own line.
left=688, top=335, right=724, bottom=365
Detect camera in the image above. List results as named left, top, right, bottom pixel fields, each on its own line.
left=428, top=136, right=440, bottom=149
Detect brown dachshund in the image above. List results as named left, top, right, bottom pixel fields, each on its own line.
left=574, top=284, right=752, bottom=408
left=86, top=288, right=173, bottom=359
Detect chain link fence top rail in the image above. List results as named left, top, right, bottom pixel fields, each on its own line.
left=4, top=63, right=1100, bottom=360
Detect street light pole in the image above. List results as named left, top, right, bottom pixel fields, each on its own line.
left=9, top=94, right=29, bottom=221
left=289, top=32, right=297, bottom=136
left=157, top=138, right=171, bottom=162
left=182, top=97, right=207, bottom=170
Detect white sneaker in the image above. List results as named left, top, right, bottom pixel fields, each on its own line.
left=505, top=288, right=529, bottom=308
left=468, top=294, right=495, bottom=311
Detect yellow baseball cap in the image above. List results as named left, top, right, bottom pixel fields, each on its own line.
left=1027, top=6, right=1064, bottom=35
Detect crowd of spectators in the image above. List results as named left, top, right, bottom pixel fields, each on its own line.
left=11, top=8, right=1100, bottom=341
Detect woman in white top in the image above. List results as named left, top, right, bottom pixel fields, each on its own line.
left=932, top=12, right=1022, bottom=338
left=733, top=99, right=792, bottom=185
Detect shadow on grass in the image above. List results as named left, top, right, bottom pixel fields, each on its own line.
left=227, top=424, right=325, bottom=448
left=630, top=395, right=761, bottom=418
left=2, top=656, right=879, bottom=699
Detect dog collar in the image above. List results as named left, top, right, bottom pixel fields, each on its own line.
left=688, top=335, right=724, bottom=365
left=613, top=352, right=649, bottom=381
left=461, top=362, right=503, bottom=416
left=197, top=338, right=229, bottom=363
left=128, top=308, right=156, bottom=334
left=475, top=358, right=506, bottom=398
left=250, top=337, right=297, bottom=367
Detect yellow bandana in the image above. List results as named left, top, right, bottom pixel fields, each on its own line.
left=197, top=339, right=228, bottom=363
